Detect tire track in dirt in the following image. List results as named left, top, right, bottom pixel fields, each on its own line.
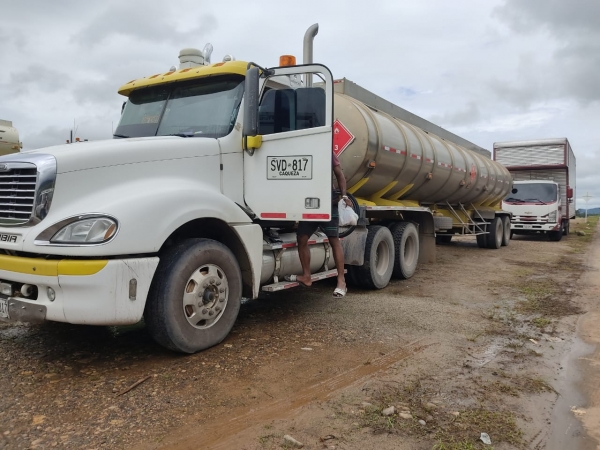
left=136, top=338, right=433, bottom=450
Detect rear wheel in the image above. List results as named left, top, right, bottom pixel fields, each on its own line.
left=390, top=222, right=419, bottom=279
left=486, top=217, right=503, bottom=249
left=476, top=223, right=488, bottom=248
left=145, top=238, right=242, bottom=353
left=501, top=216, right=511, bottom=247
left=356, top=226, right=395, bottom=289
left=345, top=264, right=362, bottom=288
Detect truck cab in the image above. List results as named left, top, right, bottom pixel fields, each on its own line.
left=503, top=180, right=566, bottom=241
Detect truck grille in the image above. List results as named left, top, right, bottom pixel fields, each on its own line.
left=0, top=168, right=37, bottom=224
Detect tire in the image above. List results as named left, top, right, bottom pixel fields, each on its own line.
left=345, top=264, right=362, bottom=288
left=476, top=223, right=487, bottom=248
left=338, top=193, right=360, bottom=239
left=436, top=235, right=452, bottom=244
left=501, top=216, right=511, bottom=247
left=356, top=225, right=395, bottom=289
left=145, top=238, right=242, bottom=354
left=563, top=220, right=570, bottom=236
left=390, top=222, right=420, bottom=279
left=486, top=217, right=503, bottom=249
left=549, top=226, right=563, bottom=242
left=433, top=216, right=453, bottom=231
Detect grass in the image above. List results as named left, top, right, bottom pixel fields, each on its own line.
left=532, top=317, right=552, bottom=328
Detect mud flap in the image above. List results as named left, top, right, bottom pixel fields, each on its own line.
left=341, top=226, right=368, bottom=266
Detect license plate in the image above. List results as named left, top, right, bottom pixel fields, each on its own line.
left=523, top=224, right=533, bottom=229
left=267, top=156, right=312, bottom=180
left=0, top=298, right=8, bottom=319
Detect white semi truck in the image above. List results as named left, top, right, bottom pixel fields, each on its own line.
left=0, top=25, right=512, bottom=353
left=494, top=138, right=576, bottom=241
left=0, top=120, right=22, bottom=156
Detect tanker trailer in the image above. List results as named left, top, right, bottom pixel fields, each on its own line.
left=0, top=120, right=22, bottom=155
left=317, top=79, right=512, bottom=288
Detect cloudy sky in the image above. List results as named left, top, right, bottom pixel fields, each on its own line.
left=2, top=0, right=599, bottom=208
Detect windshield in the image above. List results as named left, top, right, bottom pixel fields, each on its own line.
left=504, top=183, right=558, bottom=204
left=114, top=75, right=244, bottom=139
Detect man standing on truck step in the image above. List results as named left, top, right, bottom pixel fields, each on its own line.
left=285, top=153, right=352, bottom=298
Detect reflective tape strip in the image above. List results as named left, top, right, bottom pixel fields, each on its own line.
left=261, top=213, right=287, bottom=219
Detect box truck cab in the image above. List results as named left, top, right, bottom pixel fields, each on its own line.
left=503, top=180, right=566, bottom=241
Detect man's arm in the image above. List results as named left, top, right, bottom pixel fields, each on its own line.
left=333, top=164, right=352, bottom=207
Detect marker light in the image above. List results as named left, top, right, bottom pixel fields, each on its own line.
left=279, top=55, right=296, bottom=67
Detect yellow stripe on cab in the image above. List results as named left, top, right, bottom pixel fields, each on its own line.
left=0, top=255, right=107, bottom=277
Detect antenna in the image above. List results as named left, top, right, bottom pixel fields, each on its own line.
left=582, top=192, right=593, bottom=223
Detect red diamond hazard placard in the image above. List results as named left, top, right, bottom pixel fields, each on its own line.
left=333, top=119, right=355, bottom=157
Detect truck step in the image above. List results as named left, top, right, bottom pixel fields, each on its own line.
left=262, top=269, right=345, bottom=292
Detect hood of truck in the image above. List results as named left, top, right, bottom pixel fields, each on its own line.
left=18, top=136, right=220, bottom=174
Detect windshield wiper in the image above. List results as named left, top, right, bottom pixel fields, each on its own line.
left=113, top=134, right=129, bottom=138
left=504, top=197, right=525, bottom=203
left=167, top=132, right=195, bottom=138
left=524, top=198, right=548, bottom=205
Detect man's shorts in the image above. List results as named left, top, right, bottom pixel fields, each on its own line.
left=297, top=205, right=339, bottom=238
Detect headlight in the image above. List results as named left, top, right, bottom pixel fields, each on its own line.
left=51, top=217, right=117, bottom=244
left=35, top=215, right=119, bottom=246
left=548, top=211, right=557, bottom=222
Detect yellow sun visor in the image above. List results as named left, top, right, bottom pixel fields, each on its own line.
left=117, top=60, right=249, bottom=97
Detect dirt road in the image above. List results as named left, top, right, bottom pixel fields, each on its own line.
left=0, top=219, right=598, bottom=450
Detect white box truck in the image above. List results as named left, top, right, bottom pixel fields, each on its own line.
left=0, top=25, right=512, bottom=353
left=493, top=138, right=576, bottom=241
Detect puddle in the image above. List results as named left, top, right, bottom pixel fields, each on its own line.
left=547, top=331, right=596, bottom=450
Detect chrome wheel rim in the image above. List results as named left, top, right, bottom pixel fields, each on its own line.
left=182, top=264, right=228, bottom=329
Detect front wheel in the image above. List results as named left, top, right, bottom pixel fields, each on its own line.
left=549, top=227, right=563, bottom=242
left=145, top=238, right=242, bottom=353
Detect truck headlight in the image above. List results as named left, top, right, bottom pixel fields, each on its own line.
left=35, top=215, right=119, bottom=245
left=51, top=217, right=118, bottom=244
left=548, top=211, right=557, bottom=223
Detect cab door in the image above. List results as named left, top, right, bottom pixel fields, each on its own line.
left=243, top=65, right=333, bottom=222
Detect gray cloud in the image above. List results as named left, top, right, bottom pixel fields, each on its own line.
left=430, top=102, right=482, bottom=127
left=491, top=0, right=600, bottom=106
left=3, top=65, right=72, bottom=100
left=73, top=3, right=217, bottom=47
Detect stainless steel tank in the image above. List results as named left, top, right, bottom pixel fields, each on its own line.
left=334, top=94, right=512, bottom=206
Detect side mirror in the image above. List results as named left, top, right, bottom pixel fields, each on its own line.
left=567, top=186, right=573, bottom=199
left=243, top=67, right=260, bottom=137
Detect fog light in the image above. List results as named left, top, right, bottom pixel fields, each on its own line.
left=0, top=282, right=13, bottom=297
left=47, top=287, right=56, bottom=302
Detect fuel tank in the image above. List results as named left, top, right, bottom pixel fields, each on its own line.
left=333, top=88, right=511, bottom=207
